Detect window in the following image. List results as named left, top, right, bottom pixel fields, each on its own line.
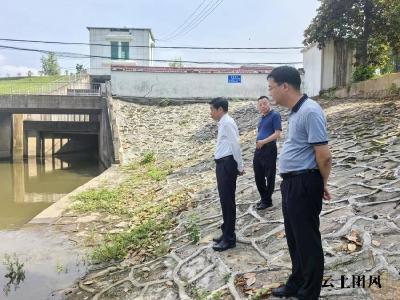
left=111, top=42, right=119, bottom=59
left=121, top=42, right=129, bottom=59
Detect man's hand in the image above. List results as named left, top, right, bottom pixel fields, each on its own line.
left=238, top=170, right=246, bottom=176
left=256, top=140, right=265, bottom=149
left=323, top=185, right=332, bottom=200
left=314, top=144, right=332, bottom=201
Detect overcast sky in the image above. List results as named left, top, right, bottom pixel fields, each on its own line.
left=0, top=0, right=320, bottom=76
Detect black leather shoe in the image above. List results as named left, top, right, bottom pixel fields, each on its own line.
left=212, top=235, right=223, bottom=243
left=256, top=202, right=272, bottom=210
left=212, top=240, right=236, bottom=252
left=271, top=285, right=298, bottom=298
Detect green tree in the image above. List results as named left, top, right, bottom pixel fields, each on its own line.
left=375, top=0, right=400, bottom=71
left=304, top=0, right=400, bottom=79
left=76, top=64, right=85, bottom=74
left=40, top=53, right=60, bottom=76
left=304, top=0, right=380, bottom=66
left=367, top=36, right=392, bottom=72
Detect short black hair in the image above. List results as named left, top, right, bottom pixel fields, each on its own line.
left=267, top=66, right=301, bottom=90
left=258, top=95, right=269, bottom=101
left=209, top=97, right=228, bottom=112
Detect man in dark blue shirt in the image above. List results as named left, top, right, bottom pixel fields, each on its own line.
left=253, top=96, right=282, bottom=210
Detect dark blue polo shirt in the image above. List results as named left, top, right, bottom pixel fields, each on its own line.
left=256, top=110, right=282, bottom=141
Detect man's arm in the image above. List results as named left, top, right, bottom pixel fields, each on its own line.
left=256, top=130, right=281, bottom=149
left=257, top=113, right=282, bottom=149
left=314, top=144, right=332, bottom=200
left=225, top=123, right=244, bottom=173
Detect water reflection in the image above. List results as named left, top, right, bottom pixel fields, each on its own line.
left=0, top=226, right=87, bottom=300
left=0, top=154, right=102, bottom=229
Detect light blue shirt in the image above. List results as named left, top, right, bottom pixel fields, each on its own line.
left=279, top=96, right=328, bottom=173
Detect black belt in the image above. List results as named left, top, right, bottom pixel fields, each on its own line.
left=214, top=155, right=234, bottom=163
left=280, top=169, right=320, bottom=179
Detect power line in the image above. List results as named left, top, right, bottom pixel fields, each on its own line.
left=0, top=38, right=304, bottom=50
left=158, top=0, right=209, bottom=41
left=171, top=0, right=224, bottom=40
left=0, top=44, right=302, bottom=66
left=160, top=0, right=224, bottom=41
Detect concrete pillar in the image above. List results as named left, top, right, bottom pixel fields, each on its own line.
left=12, top=161, right=25, bottom=203
left=13, top=114, right=24, bottom=160
left=24, top=130, right=38, bottom=158
left=0, top=113, right=13, bottom=159
left=99, top=108, right=113, bottom=168
left=23, top=130, right=28, bottom=158
left=89, top=114, right=98, bottom=122
left=36, top=133, right=41, bottom=158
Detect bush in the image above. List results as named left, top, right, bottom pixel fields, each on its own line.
left=140, top=151, right=156, bottom=165
left=352, top=65, right=376, bottom=82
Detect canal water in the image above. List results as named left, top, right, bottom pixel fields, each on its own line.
left=0, top=155, right=102, bottom=299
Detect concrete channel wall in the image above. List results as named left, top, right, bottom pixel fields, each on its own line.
left=333, top=73, right=400, bottom=98
left=0, top=95, right=118, bottom=168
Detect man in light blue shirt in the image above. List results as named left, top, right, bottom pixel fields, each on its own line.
left=267, top=66, right=332, bottom=300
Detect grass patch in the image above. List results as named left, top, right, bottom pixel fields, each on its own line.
left=87, top=188, right=192, bottom=263
left=188, top=285, right=210, bottom=300
left=91, top=219, right=172, bottom=263
left=140, top=151, right=156, bottom=165
left=185, top=213, right=201, bottom=244
left=72, top=188, right=128, bottom=215
left=0, top=75, right=68, bottom=94
left=72, top=152, right=193, bottom=263
left=147, top=165, right=172, bottom=181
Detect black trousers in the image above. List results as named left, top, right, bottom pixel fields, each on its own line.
left=280, top=172, right=324, bottom=300
left=215, top=156, right=238, bottom=243
left=253, top=143, right=277, bottom=204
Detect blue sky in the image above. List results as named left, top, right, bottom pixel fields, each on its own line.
left=0, top=0, right=320, bottom=76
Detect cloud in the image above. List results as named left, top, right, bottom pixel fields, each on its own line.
left=0, top=64, right=39, bottom=77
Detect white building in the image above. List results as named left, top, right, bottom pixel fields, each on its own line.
left=87, top=27, right=155, bottom=78
left=302, top=41, right=354, bottom=97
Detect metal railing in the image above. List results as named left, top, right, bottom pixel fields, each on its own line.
left=0, top=74, right=101, bottom=96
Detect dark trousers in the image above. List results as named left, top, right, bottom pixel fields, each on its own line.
left=253, top=143, right=277, bottom=204
left=280, top=172, right=324, bottom=300
left=215, top=156, right=238, bottom=243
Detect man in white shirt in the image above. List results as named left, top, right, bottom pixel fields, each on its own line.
left=209, top=98, right=245, bottom=252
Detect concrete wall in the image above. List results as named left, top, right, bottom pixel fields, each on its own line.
left=334, top=72, right=400, bottom=98
left=0, top=95, right=116, bottom=167
left=55, top=135, right=98, bottom=155
left=0, top=113, right=12, bottom=159
left=0, top=95, right=104, bottom=114
left=88, top=28, right=154, bottom=76
left=111, top=70, right=269, bottom=99
left=13, top=114, right=24, bottom=160
left=302, top=45, right=322, bottom=97
left=98, top=99, right=115, bottom=168
left=321, top=41, right=335, bottom=90
left=303, top=41, right=355, bottom=96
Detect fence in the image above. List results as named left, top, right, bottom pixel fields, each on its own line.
left=0, top=74, right=101, bottom=96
